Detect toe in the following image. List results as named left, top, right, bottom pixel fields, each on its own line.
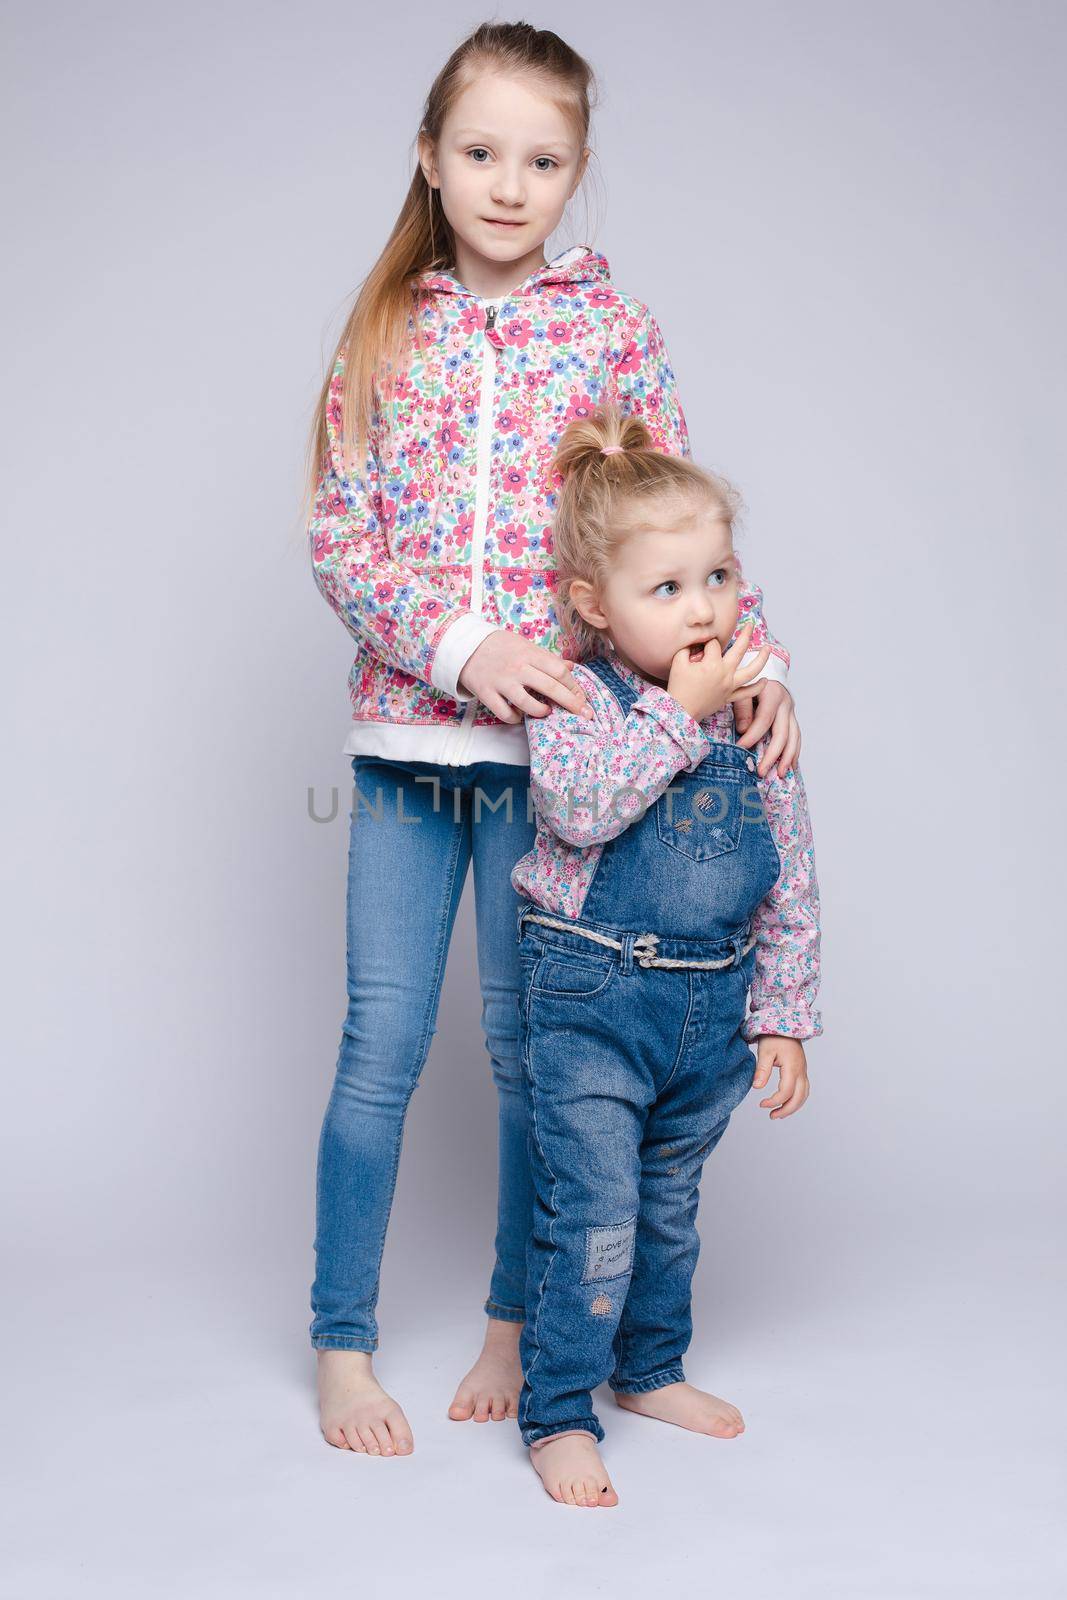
left=505, top=1395, right=519, bottom=1419
left=561, top=1479, right=577, bottom=1506
left=356, top=1425, right=380, bottom=1455
left=389, top=1419, right=414, bottom=1455
left=369, top=1423, right=395, bottom=1457
left=342, top=1425, right=366, bottom=1453
left=489, top=1394, right=507, bottom=1421
left=323, top=1426, right=349, bottom=1448
left=448, top=1385, right=476, bottom=1421
left=473, top=1396, right=492, bottom=1423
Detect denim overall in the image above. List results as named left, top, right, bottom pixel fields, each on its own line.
left=515, top=653, right=782, bottom=1447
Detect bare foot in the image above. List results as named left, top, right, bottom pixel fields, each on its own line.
left=531, top=1433, right=619, bottom=1508
left=615, top=1381, right=745, bottom=1438
left=448, top=1318, right=522, bottom=1422
left=317, top=1350, right=413, bottom=1456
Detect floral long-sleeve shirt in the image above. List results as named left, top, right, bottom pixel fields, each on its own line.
left=511, top=654, right=822, bottom=1042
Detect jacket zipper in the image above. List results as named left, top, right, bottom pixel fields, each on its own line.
left=444, top=297, right=501, bottom=767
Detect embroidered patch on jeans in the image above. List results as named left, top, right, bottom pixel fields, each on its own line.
left=581, top=1218, right=637, bottom=1284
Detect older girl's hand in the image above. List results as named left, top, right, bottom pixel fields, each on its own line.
left=458, top=630, right=594, bottom=725
left=733, top=679, right=801, bottom=780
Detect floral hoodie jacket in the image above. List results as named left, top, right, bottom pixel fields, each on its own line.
left=309, top=246, right=790, bottom=764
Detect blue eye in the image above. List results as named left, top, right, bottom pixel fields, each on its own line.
left=654, top=574, right=727, bottom=596
left=533, top=157, right=558, bottom=171
left=469, top=148, right=490, bottom=163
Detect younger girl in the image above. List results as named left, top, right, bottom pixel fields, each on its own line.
left=512, top=405, right=822, bottom=1508
left=306, top=21, right=802, bottom=1458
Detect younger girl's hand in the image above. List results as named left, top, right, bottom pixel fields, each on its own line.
left=667, top=619, right=771, bottom=724
left=751, top=1037, right=809, bottom=1119
left=458, top=630, right=594, bottom=725
left=734, top=680, right=801, bottom=780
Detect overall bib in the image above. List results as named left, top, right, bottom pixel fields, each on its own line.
left=516, top=654, right=782, bottom=1446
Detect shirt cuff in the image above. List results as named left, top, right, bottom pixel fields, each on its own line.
left=429, top=613, right=500, bottom=701
left=634, top=686, right=712, bottom=770
left=742, top=1004, right=823, bottom=1043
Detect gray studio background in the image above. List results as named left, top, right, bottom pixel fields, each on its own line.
left=3, top=1, right=1064, bottom=1594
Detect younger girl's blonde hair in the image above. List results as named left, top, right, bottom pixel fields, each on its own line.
left=552, top=405, right=743, bottom=662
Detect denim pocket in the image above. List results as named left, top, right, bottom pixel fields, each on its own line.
left=530, top=953, right=616, bottom=1000
left=656, top=769, right=747, bottom=862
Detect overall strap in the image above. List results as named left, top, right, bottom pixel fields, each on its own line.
left=580, top=652, right=642, bottom=717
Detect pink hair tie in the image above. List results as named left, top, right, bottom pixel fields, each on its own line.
left=601, top=445, right=624, bottom=456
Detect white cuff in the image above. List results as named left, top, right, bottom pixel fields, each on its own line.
left=429, top=613, right=500, bottom=701
left=741, top=648, right=789, bottom=689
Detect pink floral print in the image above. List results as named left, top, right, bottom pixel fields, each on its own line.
left=308, top=246, right=789, bottom=733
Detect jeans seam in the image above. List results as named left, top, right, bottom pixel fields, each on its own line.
left=614, top=1296, right=633, bottom=1380
left=609, top=1363, right=685, bottom=1396
left=522, top=1419, right=605, bottom=1447
left=522, top=1002, right=562, bottom=1419
left=484, top=1299, right=525, bottom=1323
left=311, top=1336, right=378, bottom=1353
left=657, top=969, right=695, bottom=1097
left=473, top=789, right=536, bottom=1318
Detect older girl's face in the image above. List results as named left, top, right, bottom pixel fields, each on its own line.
left=571, top=509, right=742, bottom=688
left=419, top=73, right=587, bottom=291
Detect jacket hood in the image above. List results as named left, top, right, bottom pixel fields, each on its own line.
left=419, top=244, right=611, bottom=299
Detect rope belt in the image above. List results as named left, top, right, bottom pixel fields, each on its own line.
left=521, top=912, right=757, bottom=971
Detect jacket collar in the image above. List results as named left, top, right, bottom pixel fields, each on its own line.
left=418, top=243, right=611, bottom=300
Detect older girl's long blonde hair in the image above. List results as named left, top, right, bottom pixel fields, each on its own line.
left=552, top=406, right=743, bottom=662
left=303, top=21, right=597, bottom=513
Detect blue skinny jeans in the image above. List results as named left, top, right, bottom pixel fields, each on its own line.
left=310, top=756, right=536, bottom=1351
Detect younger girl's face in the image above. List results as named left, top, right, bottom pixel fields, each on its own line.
left=420, top=73, right=587, bottom=288
left=571, top=507, right=742, bottom=689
